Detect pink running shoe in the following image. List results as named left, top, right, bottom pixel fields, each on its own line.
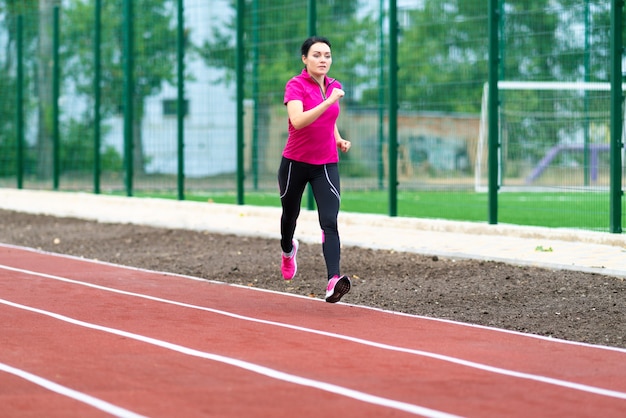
left=281, top=239, right=298, bottom=280
left=325, top=275, right=351, bottom=303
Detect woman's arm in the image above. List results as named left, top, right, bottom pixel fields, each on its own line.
left=287, top=88, right=345, bottom=130
left=335, top=124, right=351, bottom=153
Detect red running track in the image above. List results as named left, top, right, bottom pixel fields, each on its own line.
left=1, top=244, right=625, bottom=417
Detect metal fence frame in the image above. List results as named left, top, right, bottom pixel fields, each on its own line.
left=6, top=0, right=625, bottom=232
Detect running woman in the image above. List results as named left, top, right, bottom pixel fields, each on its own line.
left=278, top=36, right=352, bottom=303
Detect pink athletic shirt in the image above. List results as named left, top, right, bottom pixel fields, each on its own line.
left=283, top=68, right=342, bottom=165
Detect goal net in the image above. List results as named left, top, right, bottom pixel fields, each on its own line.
left=474, top=81, right=623, bottom=192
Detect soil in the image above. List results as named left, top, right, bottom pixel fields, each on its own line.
left=1, top=209, right=625, bottom=349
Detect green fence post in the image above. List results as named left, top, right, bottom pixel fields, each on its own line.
left=236, top=0, right=245, bottom=205
left=583, top=0, right=591, bottom=187
left=306, top=0, right=316, bottom=211
left=53, top=6, right=60, bottom=190
left=94, top=0, right=101, bottom=194
left=123, top=0, right=134, bottom=196
left=252, top=0, right=259, bottom=191
left=377, top=0, right=385, bottom=190
left=610, top=0, right=623, bottom=233
left=16, top=15, right=24, bottom=190
left=388, top=0, right=398, bottom=217
left=488, top=0, right=500, bottom=224
left=177, top=0, right=185, bottom=200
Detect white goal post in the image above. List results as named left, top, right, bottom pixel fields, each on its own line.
left=474, top=80, right=625, bottom=192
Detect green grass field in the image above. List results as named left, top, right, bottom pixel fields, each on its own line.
left=137, top=190, right=620, bottom=232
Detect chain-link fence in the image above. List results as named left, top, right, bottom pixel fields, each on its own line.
left=0, top=0, right=624, bottom=232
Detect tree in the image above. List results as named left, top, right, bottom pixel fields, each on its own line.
left=36, top=0, right=60, bottom=179
left=384, top=0, right=490, bottom=113
left=198, top=0, right=363, bottom=99
left=0, top=0, right=43, bottom=177
left=61, top=0, right=180, bottom=175
left=196, top=0, right=372, bottom=175
left=2, top=0, right=179, bottom=179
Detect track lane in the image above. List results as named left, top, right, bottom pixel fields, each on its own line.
left=2, top=245, right=626, bottom=417
left=0, top=364, right=131, bottom=418
left=0, top=299, right=461, bottom=418
left=2, top=246, right=625, bottom=392
left=4, top=295, right=623, bottom=418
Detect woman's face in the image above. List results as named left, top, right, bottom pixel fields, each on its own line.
left=302, top=42, right=332, bottom=79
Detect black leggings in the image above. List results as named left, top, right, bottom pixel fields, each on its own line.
left=278, top=157, right=341, bottom=279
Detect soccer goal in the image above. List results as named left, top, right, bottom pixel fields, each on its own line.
left=474, top=80, right=624, bottom=192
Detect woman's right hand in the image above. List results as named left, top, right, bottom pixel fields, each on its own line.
left=327, top=88, right=345, bottom=104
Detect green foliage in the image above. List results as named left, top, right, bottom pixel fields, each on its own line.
left=0, top=137, right=17, bottom=177
left=60, top=117, right=121, bottom=173
left=0, top=69, right=15, bottom=177
left=0, top=0, right=39, bottom=16
left=59, top=0, right=181, bottom=175
left=61, top=0, right=179, bottom=120
left=392, top=0, right=489, bottom=113
left=100, top=145, right=124, bottom=172
left=0, top=0, right=41, bottom=53
left=196, top=0, right=368, bottom=103
left=1, top=0, right=180, bottom=178
left=0, top=2, right=31, bottom=177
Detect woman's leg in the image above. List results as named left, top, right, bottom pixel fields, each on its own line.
left=278, top=158, right=308, bottom=253
left=310, top=163, right=341, bottom=279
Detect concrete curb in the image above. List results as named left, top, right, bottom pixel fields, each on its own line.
left=1, top=188, right=625, bottom=277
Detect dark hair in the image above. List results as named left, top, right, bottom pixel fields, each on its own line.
left=300, top=36, right=331, bottom=57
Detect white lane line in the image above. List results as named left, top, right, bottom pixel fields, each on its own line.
left=0, top=362, right=146, bottom=418
left=3, top=242, right=626, bottom=355
left=2, top=264, right=626, bottom=401
left=0, top=298, right=461, bottom=418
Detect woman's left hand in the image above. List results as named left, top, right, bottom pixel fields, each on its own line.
left=337, top=139, right=351, bottom=153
